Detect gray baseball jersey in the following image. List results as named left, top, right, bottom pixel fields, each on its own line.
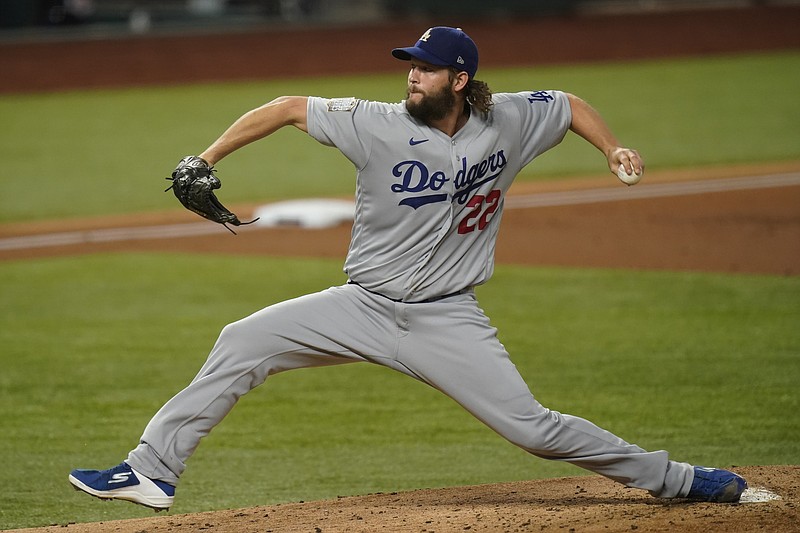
left=126, top=91, right=694, bottom=500
left=307, top=91, right=570, bottom=302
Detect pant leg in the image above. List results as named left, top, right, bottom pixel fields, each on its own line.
left=392, top=293, right=693, bottom=498
left=127, top=284, right=397, bottom=485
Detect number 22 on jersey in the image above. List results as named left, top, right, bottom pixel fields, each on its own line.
left=458, top=189, right=501, bottom=234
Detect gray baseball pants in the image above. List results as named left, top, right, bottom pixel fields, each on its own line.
left=126, top=282, right=693, bottom=498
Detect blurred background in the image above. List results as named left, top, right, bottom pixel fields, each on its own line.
left=2, top=0, right=798, bottom=37
left=3, top=0, right=798, bottom=97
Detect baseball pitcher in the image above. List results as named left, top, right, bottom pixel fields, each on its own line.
left=69, top=26, right=746, bottom=511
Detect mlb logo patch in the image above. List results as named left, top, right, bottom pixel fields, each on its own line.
left=327, top=97, right=357, bottom=112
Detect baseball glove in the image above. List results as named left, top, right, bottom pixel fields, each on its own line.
left=165, top=156, right=257, bottom=234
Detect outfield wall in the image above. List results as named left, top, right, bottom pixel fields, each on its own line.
left=0, top=4, right=798, bottom=95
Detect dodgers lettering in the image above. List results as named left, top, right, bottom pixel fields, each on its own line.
left=391, top=160, right=449, bottom=209
left=390, top=149, right=508, bottom=209
left=452, top=150, right=506, bottom=204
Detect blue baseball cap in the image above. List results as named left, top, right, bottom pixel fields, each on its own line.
left=392, top=26, right=479, bottom=78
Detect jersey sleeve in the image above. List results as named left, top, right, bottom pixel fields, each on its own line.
left=505, top=90, right=572, bottom=167
left=306, top=96, right=372, bottom=169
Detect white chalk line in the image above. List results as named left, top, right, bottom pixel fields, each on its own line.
left=0, top=221, right=217, bottom=251
left=2, top=172, right=799, bottom=252
left=504, top=172, right=800, bottom=209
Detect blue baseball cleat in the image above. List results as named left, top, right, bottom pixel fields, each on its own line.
left=69, top=462, right=175, bottom=511
left=686, top=466, right=747, bottom=503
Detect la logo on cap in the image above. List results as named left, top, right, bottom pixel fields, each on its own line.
left=391, top=26, right=479, bottom=78
left=419, top=27, right=463, bottom=43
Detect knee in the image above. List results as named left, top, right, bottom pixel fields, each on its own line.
left=216, top=319, right=249, bottom=345
left=208, top=317, right=274, bottom=367
left=498, top=410, right=563, bottom=454
left=214, top=320, right=252, bottom=355
left=215, top=313, right=284, bottom=352
left=212, top=311, right=305, bottom=364
left=196, top=319, right=279, bottom=385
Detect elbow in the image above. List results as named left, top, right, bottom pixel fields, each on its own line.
left=272, top=96, right=309, bottom=131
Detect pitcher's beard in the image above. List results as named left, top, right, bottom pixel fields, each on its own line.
left=406, top=85, right=456, bottom=123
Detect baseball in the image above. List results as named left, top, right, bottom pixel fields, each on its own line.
left=616, top=164, right=643, bottom=185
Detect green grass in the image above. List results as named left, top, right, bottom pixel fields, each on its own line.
left=1, top=51, right=799, bottom=223
left=1, top=253, right=798, bottom=529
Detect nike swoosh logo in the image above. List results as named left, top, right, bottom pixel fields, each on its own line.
left=409, top=138, right=429, bottom=146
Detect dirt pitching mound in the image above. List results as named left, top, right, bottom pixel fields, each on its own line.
left=14, top=465, right=798, bottom=532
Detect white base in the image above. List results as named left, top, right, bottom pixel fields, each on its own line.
left=253, top=198, right=355, bottom=229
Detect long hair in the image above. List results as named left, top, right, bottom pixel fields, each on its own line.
left=449, top=68, right=493, bottom=116
left=466, top=78, right=493, bottom=116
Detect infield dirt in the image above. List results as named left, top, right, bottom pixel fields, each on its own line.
left=9, top=466, right=799, bottom=532
left=2, top=5, right=799, bottom=532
